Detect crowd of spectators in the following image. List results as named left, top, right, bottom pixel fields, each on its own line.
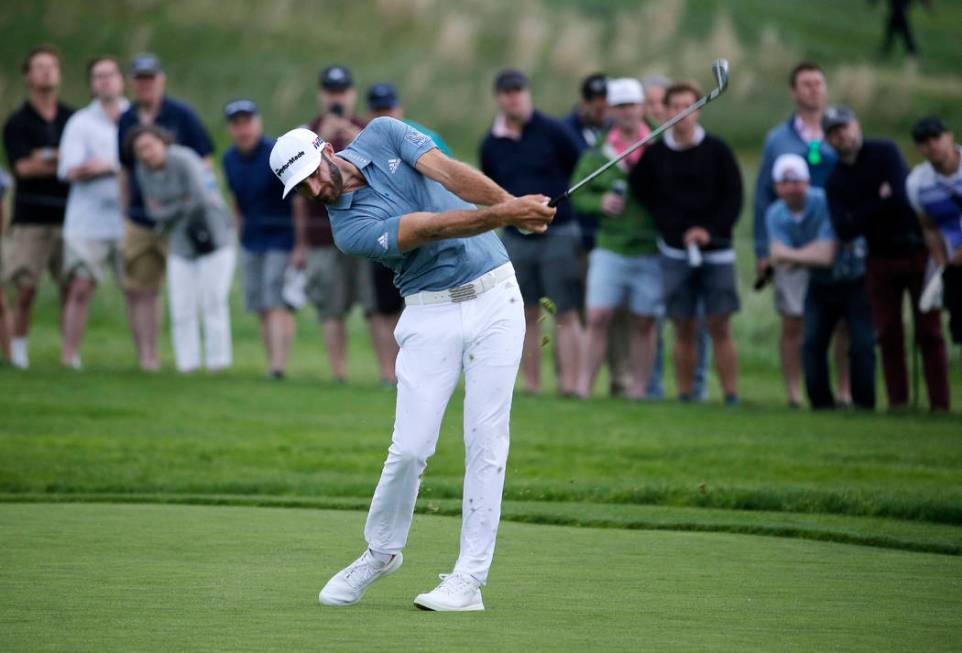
left=2, top=46, right=960, bottom=412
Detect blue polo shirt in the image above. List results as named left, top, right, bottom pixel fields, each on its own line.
left=118, top=96, right=214, bottom=226
left=766, top=187, right=865, bottom=283
left=327, top=117, right=509, bottom=297
left=223, top=137, right=293, bottom=252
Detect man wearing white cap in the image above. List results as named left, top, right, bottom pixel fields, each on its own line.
left=766, top=153, right=875, bottom=410
left=271, top=118, right=554, bottom=611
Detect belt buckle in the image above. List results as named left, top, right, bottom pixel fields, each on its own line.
left=449, top=282, right=478, bottom=303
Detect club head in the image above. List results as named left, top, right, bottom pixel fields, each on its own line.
left=712, top=59, right=729, bottom=95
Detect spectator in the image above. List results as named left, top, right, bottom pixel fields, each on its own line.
left=130, top=126, right=234, bottom=374
left=298, top=65, right=400, bottom=385
left=767, top=153, right=875, bottom=410
left=754, top=61, right=851, bottom=406
left=480, top=69, right=584, bottom=395
left=117, top=54, right=214, bottom=370
left=906, top=116, right=962, bottom=373
left=629, top=81, right=743, bottom=404
left=57, top=56, right=128, bottom=370
left=0, top=167, right=11, bottom=361
left=641, top=74, right=712, bottom=401
left=824, top=106, right=949, bottom=411
left=2, top=45, right=74, bottom=369
left=571, top=78, right=660, bottom=399
left=875, top=0, right=930, bottom=58
left=222, top=99, right=296, bottom=379
left=641, top=75, right=671, bottom=128
left=366, top=83, right=452, bottom=155
left=562, top=73, right=609, bottom=253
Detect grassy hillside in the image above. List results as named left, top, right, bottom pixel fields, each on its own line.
left=1, top=0, right=960, bottom=161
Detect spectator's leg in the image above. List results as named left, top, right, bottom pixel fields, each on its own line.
left=844, top=281, right=877, bottom=410
left=802, top=284, right=838, bottom=409
left=520, top=305, right=542, bottom=393
left=779, top=314, right=804, bottom=406
left=12, top=285, right=36, bottom=341
left=577, top=307, right=615, bottom=398
left=308, top=248, right=350, bottom=383
left=167, top=255, right=201, bottom=373
left=672, top=317, right=698, bottom=398
left=554, top=310, right=583, bottom=396
left=705, top=314, right=737, bottom=400
left=199, top=247, right=235, bottom=372
left=907, top=252, right=949, bottom=410
left=606, top=310, right=633, bottom=397
left=61, top=275, right=95, bottom=367
left=628, top=315, right=658, bottom=399
left=865, top=256, right=908, bottom=408
left=832, top=323, right=852, bottom=405
left=646, top=318, right=665, bottom=399
left=0, top=294, right=10, bottom=360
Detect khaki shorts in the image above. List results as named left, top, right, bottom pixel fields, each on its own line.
left=773, top=265, right=809, bottom=317
left=63, top=238, right=122, bottom=284
left=305, top=246, right=375, bottom=319
left=1, top=224, right=63, bottom=288
left=121, top=220, right=167, bottom=292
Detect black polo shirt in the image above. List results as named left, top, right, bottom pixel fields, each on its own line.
left=3, top=100, right=74, bottom=225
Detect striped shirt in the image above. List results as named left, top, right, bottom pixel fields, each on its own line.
left=906, top=145, right=962, bottom=256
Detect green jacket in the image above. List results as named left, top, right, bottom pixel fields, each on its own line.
left=570, top=133, right=658, bottom=256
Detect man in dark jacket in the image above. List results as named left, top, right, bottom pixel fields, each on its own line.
left=629, top=82, right=743, bottom=404
left=824, top=105, right=949, bottom=411
left=480, top=69, right=584, bottom=396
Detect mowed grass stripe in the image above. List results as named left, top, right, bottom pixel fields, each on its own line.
left=2, top=494, right=960, bottom=556
left=2, top=503, right=960, bottom=653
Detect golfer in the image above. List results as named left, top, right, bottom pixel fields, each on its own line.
left=270, top=118, right=554, bottom=611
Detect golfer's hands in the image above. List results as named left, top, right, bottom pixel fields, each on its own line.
left=683, top=226, right=710, bottom=247
left=600, top=192, right=625, bottom=217
left=498, top=194, right=555, bottom=234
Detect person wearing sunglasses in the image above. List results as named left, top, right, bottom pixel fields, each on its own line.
left=753, top=61, right=850, bottom=407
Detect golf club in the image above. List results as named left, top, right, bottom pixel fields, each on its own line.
left=547, top=58, right=730, bottom=208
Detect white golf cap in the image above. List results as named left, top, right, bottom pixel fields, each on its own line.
left=270, top=128, right=326, bottom=198
left=606, top=78, right=644, bottom=106
left=772, top=153, right=810, bottom=183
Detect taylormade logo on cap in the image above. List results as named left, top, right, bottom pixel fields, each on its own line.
left=270, top=128, right=326, bottom=199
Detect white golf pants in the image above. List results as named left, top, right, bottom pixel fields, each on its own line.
left=364, top=274, right=525, bottom=585
left=167, top=247, right=235, bottom=373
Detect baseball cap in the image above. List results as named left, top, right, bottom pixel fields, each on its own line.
left=772, top=153, right=810, bottom=183
left=911, top=116, right=949, bottom=144
left=822, top=105, right=856, bottom=133
left=581, top=73, right=607, bottom=101
left=367, top=83, right=399, bottom=111
left=607, top=78, right=644, bottom=106
left=494, top=69, right=528, bottom=93
left=129, top=53, right=162, bottom=77
left=270, top=128, right=326, bottom=199
left=320, top=65, right=353, bottom=91
left=223, top=98, right=258, bottom=120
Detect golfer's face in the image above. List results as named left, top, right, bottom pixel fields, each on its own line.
left=296, top=154, right=342, bottom=204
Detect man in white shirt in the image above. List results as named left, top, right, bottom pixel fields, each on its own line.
left=58, top=56, right=129, bottom=368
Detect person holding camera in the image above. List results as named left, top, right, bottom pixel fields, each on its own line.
left=129, top=125, right=235, bottom=374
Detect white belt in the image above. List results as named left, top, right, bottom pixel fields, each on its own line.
left=404, top=262, right=515, bottom=306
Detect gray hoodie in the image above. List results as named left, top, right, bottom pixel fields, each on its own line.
left=136, top=144, right=234, bottom=258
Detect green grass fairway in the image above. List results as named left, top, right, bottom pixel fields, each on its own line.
left=1, top=504, right=959, bottom=653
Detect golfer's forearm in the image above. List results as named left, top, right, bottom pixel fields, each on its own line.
left=397, top=207, right=505, bottom=251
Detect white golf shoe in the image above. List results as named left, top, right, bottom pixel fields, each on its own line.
left=318, top=550, right=403, bottom=606
left=413, top=573, right=484, bottom=612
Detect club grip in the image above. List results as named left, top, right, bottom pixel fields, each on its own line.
left=547, top=193, right=566, bottom=208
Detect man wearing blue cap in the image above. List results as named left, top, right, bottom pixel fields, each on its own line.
left=270, top=118, right=554, bottom=612
left=222, top=99, right=296, bottom=379
left=366, top=83, right=452, bottom=156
